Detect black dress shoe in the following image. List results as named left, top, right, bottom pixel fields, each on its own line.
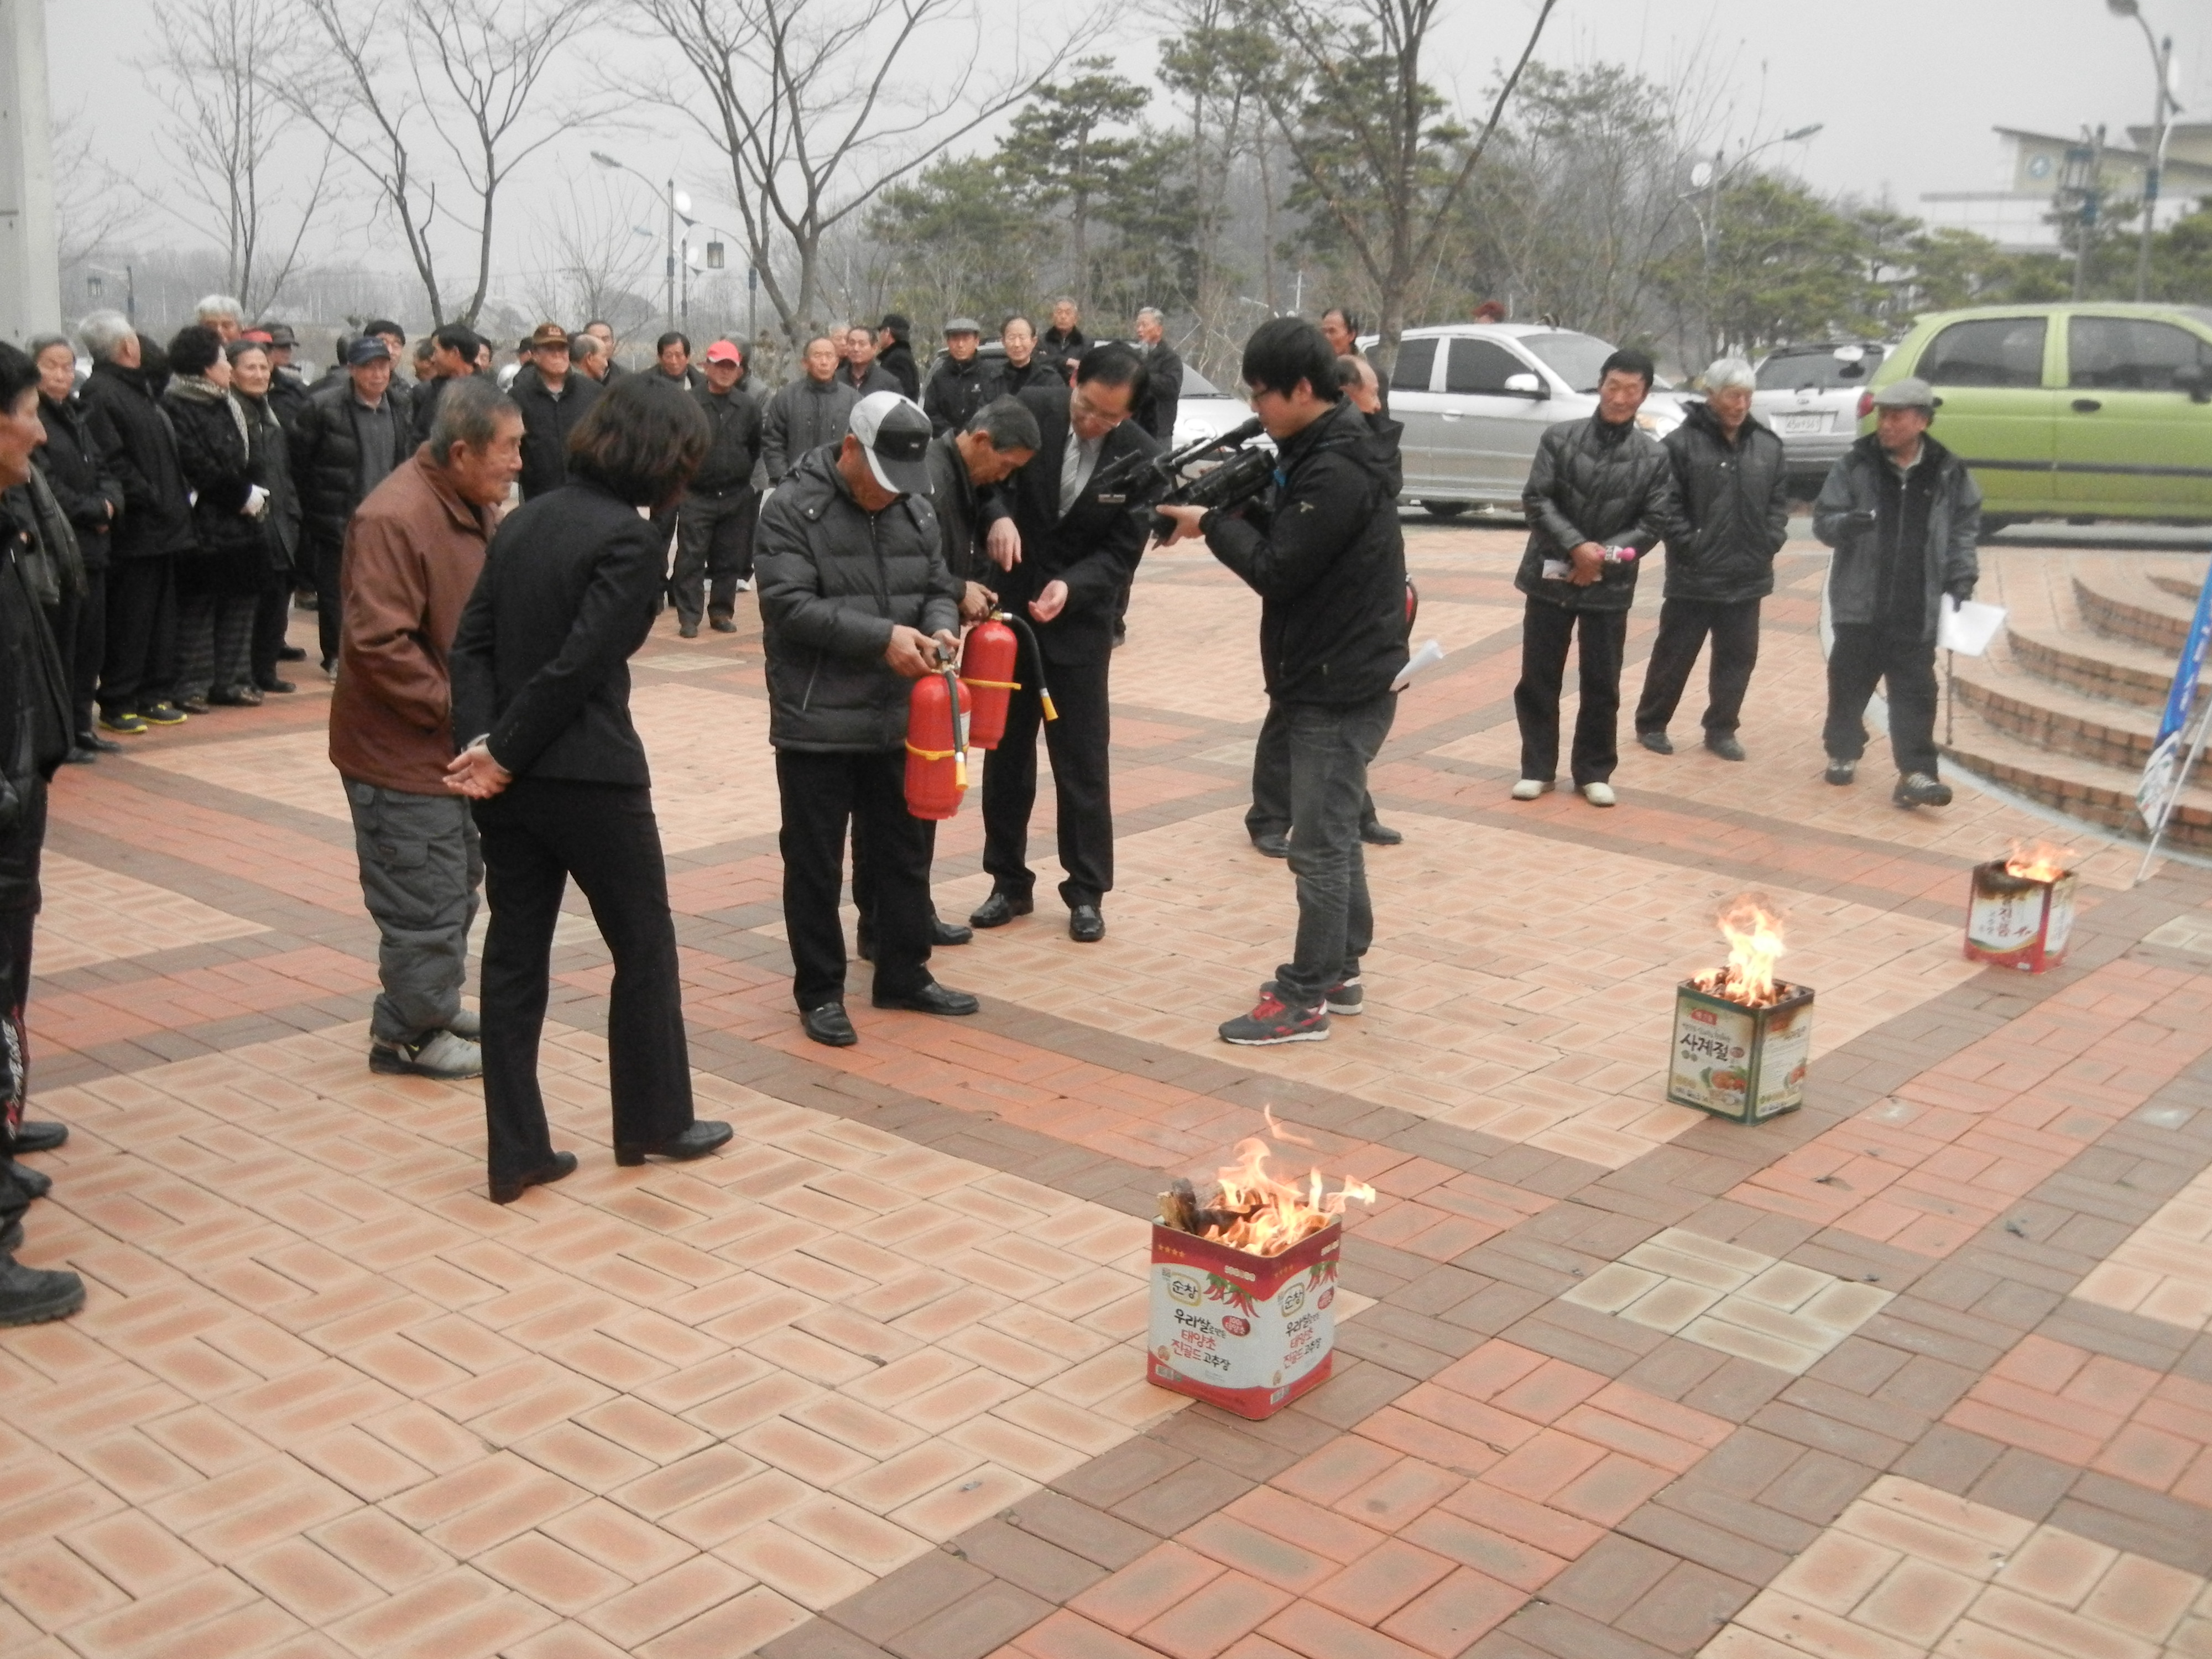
left=8, top=1122, right=67, bottom=1155
left=1359, top=818, right=1404, bottom=847
left=616, top=1120, right=733, bottom=1166
left=0, top=1255, right=86, bottom=1326
left=1704, top=733, right=1746, bottom=762
left=488, top=1151, right=577, bottom=1205
left=1251, top=832, right=1290, bottom=859
left=174, top=695, right=211, bottom=715
left=1069, top=904, right=1105, bottom=943
left=77, top=732, right=123, bottom=754
left=711, top=617, right=738, bottom=633
left=63, top=747, right=96, bottom=765
left=873, top=981, right=980, bottom=1015
left=1637, top=729, right=1674, bottom=755
left=256, top=677, right=298, bottom=695
left=969, top=890, right=1033, bottom=928
left=4, top=1161, right=51, bottom=1200
left=276, top=644, right=307, bottom=661
left=803, top=1002, right=858, bottom=1046
left=932, top=916, right=973, bottom=947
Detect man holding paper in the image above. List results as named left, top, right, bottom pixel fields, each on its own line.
left=1157, top=319, right=1407, bottom=1047
left=1813, top=377, right=1982, bottom=808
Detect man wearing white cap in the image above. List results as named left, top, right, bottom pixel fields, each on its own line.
left=755, top=392, right=978, bottom=1047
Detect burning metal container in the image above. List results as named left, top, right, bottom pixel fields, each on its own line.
left=1148, top=1123, right=1373, bottom=1420
left=1667, top=896, right=1815, bottom=1125
left=1964, top=843, right=2078, bottom=974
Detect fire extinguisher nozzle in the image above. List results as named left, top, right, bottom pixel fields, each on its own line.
left=1041, top=692, right=1059, bottom=722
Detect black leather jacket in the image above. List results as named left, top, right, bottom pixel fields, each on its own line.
left=1657, top=400, right=1791, bottom=604
left=1516, top=413, right=1676, bottom=613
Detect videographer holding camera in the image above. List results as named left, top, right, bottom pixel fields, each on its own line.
left=1157, top=318, right=1407, bottom=1046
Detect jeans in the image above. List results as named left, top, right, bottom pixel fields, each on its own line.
left=1246, top=700, right=1383, bottom=842
left=1514, top=598, right=1628, bottom=786
left=670, top=489, right=757, bottom=627
left=1275, top=694, right=1395, bottom=1009
left=1824, top=624, right=1940, bottom=777
left=474, top=780, right=693, bottom=1182
left=1635, top=596, right=1762, bottom=737
left=777, top=748, right=933, bottom=1008
left=345, top=780, right=483, bottom=1045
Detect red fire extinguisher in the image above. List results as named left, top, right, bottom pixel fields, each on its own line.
left=1406, top=577, right=1419, bottom=629
left=905, top=650, right=972, bottom=821
left=961, top=611, right=1056, bottom=750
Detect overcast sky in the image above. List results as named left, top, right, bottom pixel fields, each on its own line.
left=45, top=0, right=2207, bottom=281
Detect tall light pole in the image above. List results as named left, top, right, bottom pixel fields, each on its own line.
left=590, top=151, right=689, bottom=334
left=2106, top=0, right=2184, bottom=302
left=1682, top=123, right=1823, bottom=364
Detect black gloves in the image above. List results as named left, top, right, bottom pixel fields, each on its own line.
left=1843, top=508, right=1879, bottom=532
left=1945, top=580, right=1976, bottom=603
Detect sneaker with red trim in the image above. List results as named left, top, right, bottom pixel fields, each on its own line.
left=1262, top=976, right=1362, bottom=1015
left=1219, top=989, right=1329, bottom=1046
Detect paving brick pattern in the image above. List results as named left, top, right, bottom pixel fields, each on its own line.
left=4, top=531, right=2211, bottom=1659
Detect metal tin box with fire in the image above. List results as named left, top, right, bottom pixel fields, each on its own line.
left=1667, top=897, right=1814, bottom=1125
left=1964, top=843, right=2077, bottom=974
left=1147, top=1124, right=1373, bottom=1420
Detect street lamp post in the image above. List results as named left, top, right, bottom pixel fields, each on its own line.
left=591, top=150, right=688, bottom=333
left=2106, top=0, right=2184, bottom=302
left=1681, top=124, right=1822, bottom=364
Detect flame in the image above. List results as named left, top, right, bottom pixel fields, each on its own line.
left=1692, top=894, right=1788, bottom=1008
left=1199, top=1136, right=1375, bottom=1257
left=2003, top=840, right=2074, bottom=883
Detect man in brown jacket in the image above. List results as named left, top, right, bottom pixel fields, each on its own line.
left=330, top=377, right=522, bottom=1078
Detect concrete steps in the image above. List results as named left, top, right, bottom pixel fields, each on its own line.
left=1936, top=550, right=2210, bottom=851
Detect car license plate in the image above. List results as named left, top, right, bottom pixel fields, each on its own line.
left=1777, top=413, right=1829, bottom=434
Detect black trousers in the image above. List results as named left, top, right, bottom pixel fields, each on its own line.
left=473, top=780, right=693, bottom=1183
left=778, top=748, right=933, bottom=1008
left=69, top=565, right=106, bottom=738
left=670, top=489, right=757, bottom=627
left=1635, top=597, right=1762, bottom=738
left=252, top=565, right=293, bottom=686
left=1246, top=700, right=1383, bottom=841
left=1824, top=624, right=1941, bottom=777
left=852, top=815, right=941, bottom=945
left=101, top=556, right=176, bottom=716
left=1, top=780, right=44, bottom=1159
left=311, top=536, right=343, bottom=666
left=1514, top=599, right=1629, bottom=786
left=982, top=650, right=1113, bottom=909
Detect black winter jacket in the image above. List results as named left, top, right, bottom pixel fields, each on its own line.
left=879, top=341, right=921, bottom=401
left=1041, top=325, right=1088, bottom=379
left=0, top=512, right=72, bottom=904
left=35, top=391, right=122, bottom=571
left=268, top=365, right=315, bottom=434
left=1657, top=401, right=1791, bottom=604
left=450, top=481, right=667, bottom=785
left=79, top=359, right=196, bottom=561
left=925, top=432, right=986, bottom=585
left=755, top=446, right=961, bottom=753
left=762, top=377, right=859, bottom=481
left=998, top=357, right=1063, bottom=397
left=1516, top=414, right=1676, bottom=613
left=841, top=361, right=903, bottom=399
left=921, top=353, right=998, bottom=437
left=1141, top=343, right=1183, bottom=442
left=292, top=381, right=412, bottom=550
left=511, top=365, right=603, bottom=500
left=1205, top=400, right=1409, bottom=706
left=1814, top=432, right=1981, bottom=641
left=691, top=383, right=764, bottom=495
left=238, top=390, right=302, bottom=568
left=165, top=378, right=266, bottom=592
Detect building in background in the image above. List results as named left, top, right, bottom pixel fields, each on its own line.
left=1921, top=124, right=2212, bottom=252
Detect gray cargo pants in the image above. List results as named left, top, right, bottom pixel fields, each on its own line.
left=345, top=779, right=483, bottom=1045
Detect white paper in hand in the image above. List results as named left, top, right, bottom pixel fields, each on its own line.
left=1938, top=596, right=2006, bottom=656
left=1392, top=638, right=1445, bottom=691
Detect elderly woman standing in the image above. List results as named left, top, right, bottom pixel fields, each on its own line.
left=162, top=325, right=268, bottom=711
left=228, top=339, right=303, bottom=698
left=1633, top=357, right=1791, bottom=763
left=31, top=337, right=121, bottom=760
left=446, top=374, right=731, bottom=1205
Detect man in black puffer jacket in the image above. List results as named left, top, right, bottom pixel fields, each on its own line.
left=755, top=393, right=974, bottom=1050
left=1512, top=348, right=1676, bottom=807
left=1634, top=358, right=1790, bottom=763
left=291, top=337, right=411, bottom=672
left=1159, top=318, right=1408, bottom=1048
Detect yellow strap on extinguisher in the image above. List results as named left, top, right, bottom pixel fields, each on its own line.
left=905, top=743, right=958, bottom=760
left=959, top=677, right=1021, bottom=691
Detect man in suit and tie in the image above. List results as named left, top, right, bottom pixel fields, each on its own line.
left=968, top=343, right=1158, bottom=943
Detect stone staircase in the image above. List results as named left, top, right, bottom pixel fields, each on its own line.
left=1942, top=550, right=2211, bottom=851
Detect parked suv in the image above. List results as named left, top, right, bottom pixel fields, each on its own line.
left=1361, top=324, right=1684, bottom=517
left=1752, top=341, right=1887, bottom=493
left=1863, top=302, right=2212, bottom=526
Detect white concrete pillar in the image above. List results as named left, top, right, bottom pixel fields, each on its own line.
left=0, top=0, right=59, bottom=344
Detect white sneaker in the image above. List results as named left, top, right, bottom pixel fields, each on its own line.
left=446, top=1006, right=481, bottom=1040
left=1511, top=778, right=1553, bottom=801
left=1582, top=781, right=1616, bottom=807
left=370, top=1030, right=483, bottom=1079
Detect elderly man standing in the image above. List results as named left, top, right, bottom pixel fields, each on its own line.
left=1041, top=298, right=1088, bottom=382
left=332, top=378, right=523, bottom=1079
left=672, top=340, right=764, bottom=638
left=923, top=319, right=997, bottom=436
left=512, top=323, right=602, bottom=501
left=1814, top=378, right=1981, bottom=808
left=294, top=336, right=413, bottom=676
left=1511, top=349, right=1675, bottom=808
left=1635, top=358, right=1791, bottom=762
left=195, top=295, right=244, bottom=343
left=756, top=392, right=977, bottom=1047
left=841, top=326, right=901, bottom=397
left=1133, top=309, right=1183, bottom=441
left=763, top=336, right=858, bottom=482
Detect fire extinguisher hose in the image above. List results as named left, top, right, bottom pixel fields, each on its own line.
left=995, top=612, right=1058, bottom=722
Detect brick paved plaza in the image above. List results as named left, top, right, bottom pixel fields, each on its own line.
left=6, top=524, right=2212, bottom=1659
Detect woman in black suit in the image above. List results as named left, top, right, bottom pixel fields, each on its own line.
left=446, top=374, right=727, bottom=1204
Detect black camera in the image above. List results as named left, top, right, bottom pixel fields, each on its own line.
left=1092, top=417, right=1277, bottom=542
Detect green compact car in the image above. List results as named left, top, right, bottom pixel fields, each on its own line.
left=1861, top=302, right=2212, bottom=525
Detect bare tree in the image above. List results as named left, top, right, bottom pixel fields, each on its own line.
left=631, top=0, right=1104, bottom=343
left=51, top=107, right=130, bottom=278
left=522, top=174, right=661, bottom=328
left=276, top=0, right=603, bottom=326
left=135, top=0, right=329, bottom=316
left=1253, top=0, right=1560, bottom=373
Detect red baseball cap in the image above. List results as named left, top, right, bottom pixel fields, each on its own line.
left=704, top=340, right=743, bottom=365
